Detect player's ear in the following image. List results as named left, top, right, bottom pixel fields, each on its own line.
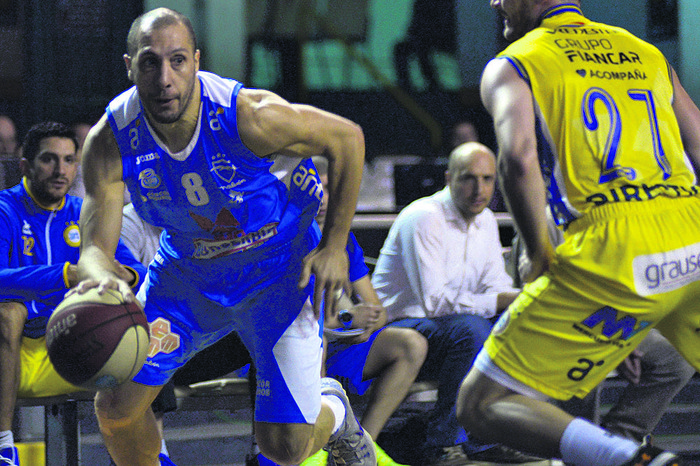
left=19, top=158, right=31, bottom=178
left=194, top=49, right=200, bottom=71
left=124, top=54, right=134, bottom=81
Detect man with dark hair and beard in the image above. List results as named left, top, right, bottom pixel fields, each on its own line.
left=0, top=121, right=145, bottom=465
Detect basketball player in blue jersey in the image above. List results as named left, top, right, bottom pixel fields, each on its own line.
left=70, top=7, right=373, bottom=466
left=456, top=1, right=700, bottom=466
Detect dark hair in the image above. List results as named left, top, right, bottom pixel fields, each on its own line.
left=127, top=8, right=197, bottom=57
left=21, top=121, right=78, bottom=164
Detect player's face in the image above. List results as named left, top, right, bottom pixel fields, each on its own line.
left=126, top=22, right=200, bottom=124
left=447, top=149, right=496, bottom=220
left=491, top=0, right=541, bottom=42
left=24, top=136, right=79, bottom=208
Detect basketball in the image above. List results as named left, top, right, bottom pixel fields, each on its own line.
left=46, top=288, right=150, bottom=390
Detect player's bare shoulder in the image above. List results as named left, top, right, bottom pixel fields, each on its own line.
left=84, top=115, right=120, bottom=161
left=236, top=88, right=303, bottom=157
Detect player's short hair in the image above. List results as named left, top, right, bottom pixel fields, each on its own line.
left=127, top=8, right=197, bottom=57
left=21, top=121, right=78, bottom=164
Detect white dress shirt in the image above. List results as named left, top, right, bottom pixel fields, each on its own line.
left=371, top=187, right=518, bottom=320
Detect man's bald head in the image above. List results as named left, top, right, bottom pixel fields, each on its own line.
left=126, top=7, right=197, bottom=57
left=446, top=142, right=497, bottom=221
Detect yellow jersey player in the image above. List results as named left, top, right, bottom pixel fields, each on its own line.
left=456, top=1, right=700, bottom=466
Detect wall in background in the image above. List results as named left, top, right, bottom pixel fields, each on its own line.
left=144, top=1, right=684, bottom=95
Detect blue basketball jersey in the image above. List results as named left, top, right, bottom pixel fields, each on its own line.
left=106, top=71, right=322, bottom=260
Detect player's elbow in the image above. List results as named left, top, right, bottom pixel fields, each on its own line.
left=497, top=147, right=538, bottom=181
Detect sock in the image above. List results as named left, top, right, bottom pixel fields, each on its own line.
left=560, top=418, right=639, bottom=466
left=160, top=438, right=168, bottom=456
left=0, top=431, right=13, bottom=449
left=322, top=393, right=346, bottom=435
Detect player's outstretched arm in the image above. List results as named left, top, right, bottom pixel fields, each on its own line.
left=237, top=89, right=366, bottom=319
left=75, top=115, right=134, bottom=300
left=671, top=66, right=700, bottom=177
left=481, top=58, right=553, bottom=281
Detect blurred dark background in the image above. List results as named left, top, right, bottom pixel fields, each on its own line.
left=0, top=0, right=684, bottom=162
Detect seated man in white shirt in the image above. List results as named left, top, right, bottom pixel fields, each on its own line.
left=371, top=142, right=529, bottom=465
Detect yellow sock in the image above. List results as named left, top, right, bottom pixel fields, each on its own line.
left=300, top=448, right=329, bottom=466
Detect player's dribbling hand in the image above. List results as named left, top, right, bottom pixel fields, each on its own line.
left=67, top=277, right=135, bottom=303
left=113, top=259, right=136, bottom=284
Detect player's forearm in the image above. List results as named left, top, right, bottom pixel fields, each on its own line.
left=498, top=152, right=551, bottom=261
left=77, top=244, right=121, bottom=282
left=319, top=130, right=364, bottom=250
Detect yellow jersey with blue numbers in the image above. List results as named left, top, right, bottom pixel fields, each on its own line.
left=498, top=3, right=697, bottom=227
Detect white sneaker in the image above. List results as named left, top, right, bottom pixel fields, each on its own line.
left=321, top=377, right=377, bottom=466
left=0, top=446, right=18, bottom=466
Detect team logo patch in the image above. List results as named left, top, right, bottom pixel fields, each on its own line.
left=211, top=153, right=237, bottom=184
left=148, top=317, right=181, bottom=358
left=138, top=168, right=161, bottom=189
left=63, top=223, right=80, bottom=247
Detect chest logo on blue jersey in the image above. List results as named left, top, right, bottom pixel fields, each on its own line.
left=139, top=168, right=161, bottom=189
left=21, top=220, right=35, bottom=257
left=211, top=153, right=237, bottom=184
left=64, top=223, right=80, bottom=248
left=136, top=152, right=160, bottom=165
left=208, top=108, right=224, bottom=131
left=291, top=162, right=323, bottom=202
left=190, top=208, right=246, bottom=239
left=189, top=208, right=278, bottom=259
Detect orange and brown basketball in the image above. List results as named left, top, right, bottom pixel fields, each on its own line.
left=46, top=288, right=150, bottom=390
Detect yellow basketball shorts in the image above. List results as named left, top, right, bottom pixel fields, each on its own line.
left=18, top=336, right=83, bottom=398
left=485, top=196, right=700, bottom=400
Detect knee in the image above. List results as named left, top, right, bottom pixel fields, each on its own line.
left=400, top=330, right=428, bottom=366
left=0, top=302, right=27, bottom=342
left=94, top=390, right=143, bottom=433
left=380, top=328, right=428, bottom=367
left=256, top=423, right=313, bottom=465
left=455, top=374, right=495, bottom=437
